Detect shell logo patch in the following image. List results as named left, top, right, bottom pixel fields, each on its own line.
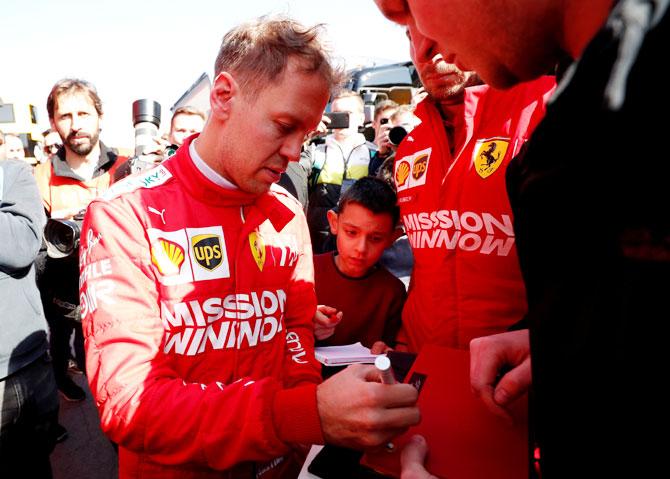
left=151, top=239, right=185, bottom=276
left=249, top=232, right=266, bottom=271
left=473, top=138, right=509, bottom=179
left=147, top=226, right=230, bottom=285
left=395, top=147, right=432, bottom=193
left=395, top=160, right=411, bottom=188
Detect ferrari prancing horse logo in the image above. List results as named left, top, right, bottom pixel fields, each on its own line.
left=473, top=138, right=510, bottom=179
left=249, top=232, right=266, bottom=271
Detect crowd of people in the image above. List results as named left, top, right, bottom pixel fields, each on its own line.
left=1, top=0, right=666, bottom=477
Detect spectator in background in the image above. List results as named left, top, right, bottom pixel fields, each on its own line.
left=368, top=99, right=399, bottom=175
left=389, top=104, right=420, bottom=133
left=168, top=105, right=206, bottom=147
left=307, top=90, right=376, bottom=253
left=313, top=177, right=405, bottom=350
left=34, top=78, right=124, bottom=403
left=114, top=106, right=207, bottom=182
left=33, top=129, right=63, bottom=166
left=0, top=158, right=60, bottom=477
left=42, top=129, right=63, bottom=158
left=3, top=133, right=26, bottom=161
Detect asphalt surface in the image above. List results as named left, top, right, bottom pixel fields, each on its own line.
left=51, top=373, right=118, bottom=479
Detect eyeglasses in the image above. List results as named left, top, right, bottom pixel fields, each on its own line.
left=45, top=143, right=62, bottom=153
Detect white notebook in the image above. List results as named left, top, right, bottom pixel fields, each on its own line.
left=314, top=342, right=379, bottom=366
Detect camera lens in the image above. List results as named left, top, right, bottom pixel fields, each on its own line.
left=45, top=219, right=82, bottom=257
left=132, top=99, right=161, bottom=127
left=132, top=99, right=162, bottom=156
left=389, top=126, right=408, bottom=146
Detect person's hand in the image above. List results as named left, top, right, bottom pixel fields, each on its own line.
left=470, top=329, right=531, bottom=422
left=400, top=435, right=438, bottom=479
left=370, top=341, right=393, bottom=354
left=313, top=305, right=342, bottom=340
left=375, top=123, right=394, bottom=156
left=317, top=363, right=420, bottom=448
left=305, top=115, right=330, bottom=143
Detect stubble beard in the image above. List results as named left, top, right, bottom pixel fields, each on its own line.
left=66, top=129, right=100, bottom=156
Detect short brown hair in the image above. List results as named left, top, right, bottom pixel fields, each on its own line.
left=374, top=100, right=399, bottom=122
left=331, top=89, right=364, bottom=113
left=214, top=16, right=343, bottom=96
left=47, top=78, right=103, bottom=119
left=171, top=106, right=206, bottom=129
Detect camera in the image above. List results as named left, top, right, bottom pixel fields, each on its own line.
left=389, top=125, right=409, bottom=146
left=128, top=99, right=165, bottom=175
left=44, top=210, right=86, bottom=259
left=324, top=112, right=350, bottom=130
left=132, top=99, right=161, bottom=156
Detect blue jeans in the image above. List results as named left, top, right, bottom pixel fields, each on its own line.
left=0, top=353, right=60, bottom=478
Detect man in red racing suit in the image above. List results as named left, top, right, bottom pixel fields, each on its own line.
left=395, top=25, right=556, bottom=352
left=79, top=18, right=419, bottom=478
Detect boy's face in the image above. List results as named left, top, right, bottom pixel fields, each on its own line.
left=327, top=202, right=395, bottom=278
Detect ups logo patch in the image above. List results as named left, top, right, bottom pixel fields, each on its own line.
left=192, top=234, right=223, bottom=270
left=412, top=154, right=429, bottom=180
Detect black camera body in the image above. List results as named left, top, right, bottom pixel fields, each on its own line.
left=324, top=112, right=350, bottom=129
left=44, top=210, right=86, bottom=258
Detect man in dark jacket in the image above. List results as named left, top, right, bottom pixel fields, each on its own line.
left=0, top=159, right=60, bottom=477
left=34, top=78, right=123, bottom=402
left=375, top=0, right=669, bottom=477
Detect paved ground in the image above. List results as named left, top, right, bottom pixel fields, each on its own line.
left=48, top=375, right=324, bottom=478
left=51, top=373, right=118, bottom=479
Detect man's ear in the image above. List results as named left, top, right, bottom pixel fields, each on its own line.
left=210, top=72, right=238, bottom=120
left=326, top=209, right=339, bottom=235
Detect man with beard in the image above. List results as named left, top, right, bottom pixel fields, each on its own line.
left=34, top=78, right=124, bottom=402
left=375, top=0, right=669, bottom=477
left=393, top=24, right=555, bottom=354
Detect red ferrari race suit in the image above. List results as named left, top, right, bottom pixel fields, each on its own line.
left=79, top=136, right=322, bottom=478
left=394, top=76, right=556, bottom=352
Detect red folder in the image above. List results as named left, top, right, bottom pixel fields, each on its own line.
left=361, top=345, right=528, bottom=479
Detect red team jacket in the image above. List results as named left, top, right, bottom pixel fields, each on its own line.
left=79, top=137, right=322, bottom=478
left=395, top=77, right=556, bottom=352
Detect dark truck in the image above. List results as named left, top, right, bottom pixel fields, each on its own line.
left=344, top=61, right=421, bottom=123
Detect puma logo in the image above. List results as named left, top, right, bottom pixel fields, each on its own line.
left=148, top=206, right=166, bottom=225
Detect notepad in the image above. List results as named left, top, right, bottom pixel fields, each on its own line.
left=314, top=342, right=379, bottom=366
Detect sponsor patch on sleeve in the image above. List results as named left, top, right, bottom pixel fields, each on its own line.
left=147, top=225, right=230, bottom=285
left=395, top=147, right=432, bottom=192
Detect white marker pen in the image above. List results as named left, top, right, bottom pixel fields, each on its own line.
left=375, top=355, right=396, bottom=385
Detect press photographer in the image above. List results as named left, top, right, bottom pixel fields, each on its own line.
left=306, top=90, right=377, bottom=253
left=34, top=78, right=125, bottom=402
left=113, top=99, right=168, bottom=181
left=113, top=102, right=206, bottom=181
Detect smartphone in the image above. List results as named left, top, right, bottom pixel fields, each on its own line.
left=325, top=111, right=350, bottom=129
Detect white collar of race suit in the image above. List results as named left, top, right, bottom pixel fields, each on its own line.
left=189, top=139, right=238, bottom=190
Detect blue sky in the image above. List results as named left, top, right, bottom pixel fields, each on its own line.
left=1, top=0, right=409, bottom=148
